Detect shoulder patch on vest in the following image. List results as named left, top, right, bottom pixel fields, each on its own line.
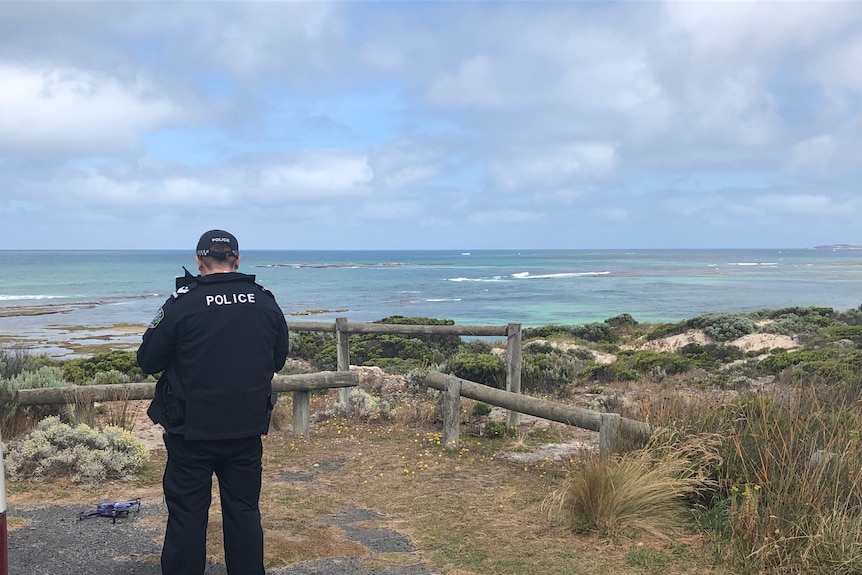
left=148, top=307, right=165, bottom=329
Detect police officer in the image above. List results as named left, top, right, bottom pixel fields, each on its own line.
left=138, top=229, right=289, bottom=575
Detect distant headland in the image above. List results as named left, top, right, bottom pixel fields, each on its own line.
left=814, top=244, right=862, bottom=250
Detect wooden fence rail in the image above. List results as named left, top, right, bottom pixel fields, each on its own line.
left=14, top=371, right=359, bottom=437
left=425, top=371, right=651, bottom=460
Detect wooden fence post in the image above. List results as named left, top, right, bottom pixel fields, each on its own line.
left=1, top=428, right=8, bottom=575
left=505, top=323, right=522, bottom=428
left=441, top=377, right=462, bottom=451
left=292, top=390, right=310, bottom=437
left=599, top=413, right=621, bottom=460
left=335, top=317, right=351, bottom=405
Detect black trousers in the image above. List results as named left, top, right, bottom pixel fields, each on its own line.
left=161, top=433, right=265, bottom=575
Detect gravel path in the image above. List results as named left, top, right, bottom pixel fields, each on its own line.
left=7, top=503, right=433, bottom=575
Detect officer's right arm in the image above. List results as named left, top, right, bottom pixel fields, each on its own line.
left=137, top=305, right=177, bottom=375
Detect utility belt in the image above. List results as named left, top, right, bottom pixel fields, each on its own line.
left=159, top=382, right=278, bottom=428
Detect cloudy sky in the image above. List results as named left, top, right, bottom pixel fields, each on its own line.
left=1, top=1, right=861, bottom=250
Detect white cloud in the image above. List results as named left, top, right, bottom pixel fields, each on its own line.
left=811, top=34, right=862, bottom=93
left=661, top=2, right=852, bottom=60
left=357, top=200, right=422, bottom=220
left=1, top=1, right=861, bottom=248
left=257, top=151, right=373, bottom=199
left=665, top=196, right=718, bottom=218
left=787, top=135, right=837, bottom=174
left=360, top=41, right=406, bottom=71
left=747, top=193, right=850, bottom=216
left=370, top=141, right=441, bottom=189
left=427, top=55, right=503, bottom=108
left=490, top=143, right=617, bottom=195
left=53, top=170, right=235, bottom=208
left=0, top=64, right=178, bottom=156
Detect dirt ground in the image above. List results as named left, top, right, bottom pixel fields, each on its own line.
left=6, top=397, right=445, bottom=575
left=7, top=500, right=436, bottom=575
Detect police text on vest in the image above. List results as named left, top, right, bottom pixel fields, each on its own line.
left=206, top=293, right=256, bottom=306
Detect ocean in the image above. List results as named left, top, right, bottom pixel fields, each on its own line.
left=1, top=249, right=861, bottom=356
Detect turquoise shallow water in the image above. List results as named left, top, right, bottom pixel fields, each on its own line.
left=1, top=249, right=861, bottom=344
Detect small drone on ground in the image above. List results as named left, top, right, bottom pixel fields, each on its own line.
left=77, top=498, right=141, bottom=524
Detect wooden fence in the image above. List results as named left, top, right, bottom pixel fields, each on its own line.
left=14, top=371, right=359, bottom=438
left=425, top=371, right=651, bottom=460
left=287, top=319, right=524, bottom=426
left=12, top=318, right=651, bottom=457
left=289, top=319, right=651, bottom=459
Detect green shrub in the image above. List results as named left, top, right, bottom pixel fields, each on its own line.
left=688, top=313, right=757, bottom=342
left=460, top=339, right=494, bottom=354
left=1, top=346, right=55, bottom=379
left=4, top=365, right=66, bottom=389
left=646, top=321, right=688, bottom=341
left=61, top=350, right=143, bottom=384
left=572, top=322, right=618, bottom=344
left=351, top=334, right=435, bottom=367
left=822, top=325, right=862, bottom=346
left=1, top=366, right=68, bottom=437
left=290, top=332, right=337, bottom=370
left=3, top=416, right=150, bottom=485
left=758, top=348, right=862, bottom=384
left=523, top=322, right=618, bottom=344
left=375, top=316, right=462, bottom=357
left=832, top=307, right=862, bottom=326
left=604, top=313, right=639, bottom=329
left=750, top=306, right=834, bottom=323
left=292, top=317, right=465, bottom=372
left=523, top=341, right=557, bottom=354
left=752, top=307, right=835, bottom=336
left=448, top=352, right=505, bottom=388
left=485, top=421, right=516, bottom=438
left=678, top=343, right=745, bottom=372
left=581, top=363, right=639, bottom=383
left=364, top=357, right=426, bottom=373
left=521, top=349, right=587, bottom=395
left=471, top=402, right=492, bottom=418
left=522, top=325, right=580, bottom=340
left=322, top=388, right=393, bottom=421
left=89, top=369, right=132, bottom=386
left=617, top=350, right=692, bottom=375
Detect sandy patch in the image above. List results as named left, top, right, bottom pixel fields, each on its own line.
left=730, top=332, right=799, bottom=352
left=630, top=330, right=799, bottom=353
left=634, top=330, right=710, bottom=352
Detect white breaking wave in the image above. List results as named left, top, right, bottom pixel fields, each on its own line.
left=0, top=294, right=67, bottom=302
left=447, top=276, right=504, bottom=282
left=511, top=271, right=610, bottom=279
left=426, top=298, right=462, bottom=302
